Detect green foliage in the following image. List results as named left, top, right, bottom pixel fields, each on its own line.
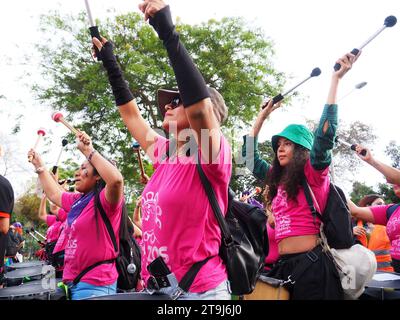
left=349, top=181, right=400, bottom=205
left=385, top=140, right=400, bottom=168
left=13, top=193, right=42, bottom=225
left=31, top=11, right=285, bottom=203
left=349, top=181, right=377, bottom=205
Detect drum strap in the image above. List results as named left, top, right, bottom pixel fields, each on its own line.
left=72, top=258, right=116, bottom=286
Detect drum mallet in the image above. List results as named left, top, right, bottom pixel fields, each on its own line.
left=334, top=15, right=397, bottom=71
left=84, top=0, right=102, bottom=60
left=52, top=139, right=69, bottom=175
left=52, top=112, right=79, bottom=135
left=132, top=141, right=146, bottom=180
left=25, top=229, right=41, bottom=243
left=262, top=67, right=321, bottom=109
left=30, top=227, right=46, bottom=240
left=28, top=128, right=46, bottom=163
left=336, top=137, right=367, bottom=156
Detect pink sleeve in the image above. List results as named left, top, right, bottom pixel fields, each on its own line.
left=304, top=159, right=330, bottom=187
left=370, top=205, right=389, bottom=226
left=57, top=208, right=67, bottom=222
left=61, top=192, right=82, bottom=212
left=146, top=135, right=168, bottom=169
left=46, top=215, right=56, bottom=227
left=200, top=134, right=232, bottom=182
left=100, top=188, right=124, bottom=217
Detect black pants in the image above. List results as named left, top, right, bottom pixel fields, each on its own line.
left=392, top=258, right=400, bottom=273
left=268, top=245, right=343, bottom=300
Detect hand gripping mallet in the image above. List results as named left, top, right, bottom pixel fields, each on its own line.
left=132, top=141, right=146, bottom=180
left=52, top=139, right=69, bottom=175
left=262, top=67, right=321, bottom=109
left=336, top=137, right=367, bottom=156
left=334, top=15, right=397, bottom=71
left=28, top=128, right=46, bottom=162
left=52, top=112, right=79, bottom=135
left=84, top=0, right=102, bottom=60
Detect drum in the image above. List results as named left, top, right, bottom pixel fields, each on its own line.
left=361, top=271, right=400, bottom=300
left=0, top=283, right=54, bottom=300
left=4, top=265, right=55, bottom=287
left=85, top=292, right=171, bottom=300
left=242, top=275, right=290, bottom=300
left=5, top=260, right=46, bottom=271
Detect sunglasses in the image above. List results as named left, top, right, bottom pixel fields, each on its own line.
left=170, top=96, right=182, bottom=108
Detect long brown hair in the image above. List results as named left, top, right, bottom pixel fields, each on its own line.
left=266, top=144, right=310, bottom=206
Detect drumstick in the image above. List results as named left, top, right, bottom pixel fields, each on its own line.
left=132, top=141, right=146, bottom=180
left=28, top=128, right=46, bottom=162
left=52, top=112, right=79, bottom=135
left=30, top=227, right=46, bottom=240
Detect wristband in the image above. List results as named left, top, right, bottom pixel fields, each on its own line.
left=87, top=150, right=97, bottom=162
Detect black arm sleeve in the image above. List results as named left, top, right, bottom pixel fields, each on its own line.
left=98, top=42, right=134, bottom=106
left=149, top=6, right=209, bottom=107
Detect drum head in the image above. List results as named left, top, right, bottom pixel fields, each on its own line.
left=4, top=266, right=55, bottom=287
left=366, top=271, right=400, bottom=290
left=0, top=283, right=54, bottom=300
left=85, top=292, right=171, bottom=300
left=5, top=261, right=46, bottom=271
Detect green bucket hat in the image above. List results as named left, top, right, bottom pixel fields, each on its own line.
left=271, top=124, right=314, bottom=153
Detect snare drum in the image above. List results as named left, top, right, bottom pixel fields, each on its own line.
left=5, top=260, right=46, bottom=272
left=4, top=265, right=55, bottom=287
left=243, top=275, right=290, bottom=300
left=85, top=292, right=171, bottom=300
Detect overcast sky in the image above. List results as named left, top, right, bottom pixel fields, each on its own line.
left=1, top=0, right=399, bottom=196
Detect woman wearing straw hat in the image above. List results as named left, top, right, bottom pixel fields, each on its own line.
left=92, top=0, right=231, bottom=299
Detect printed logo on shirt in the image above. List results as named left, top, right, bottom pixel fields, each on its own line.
left=141, top=191, right=170, bottom=268
left=65, top=222, right=77, bottom=260
left=273, top=189, right=292, bottom=236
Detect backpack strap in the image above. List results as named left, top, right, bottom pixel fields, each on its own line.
left=195, top=155, right=233, bottom=245
left=386, top=204, right=400, bottom=220
left=71, top=195, right=119, bottom=286
left=301, top=180, right=323, bottom=224
left=166, top=154, right=231, bottom=296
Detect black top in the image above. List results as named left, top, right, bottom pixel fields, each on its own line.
left=0, top=175, right=14, bottom=218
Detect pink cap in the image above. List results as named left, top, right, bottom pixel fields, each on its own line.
left=52, top=112, right=64, bottom=122
left=37, top=128, right=46, bottom=136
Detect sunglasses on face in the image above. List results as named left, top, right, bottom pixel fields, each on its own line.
left=170, top=96, right=182, bottom=108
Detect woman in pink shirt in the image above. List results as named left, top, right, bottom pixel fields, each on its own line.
left=92, top=0, right=231, bottom=299
left=28, top=131, right=124, bottom=300
left=349, top=146, right=400, bottom=273
left=242, top=52, right=359, bottom=299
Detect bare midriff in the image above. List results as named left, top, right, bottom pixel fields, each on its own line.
left=278, top=234, right=319, bottom=255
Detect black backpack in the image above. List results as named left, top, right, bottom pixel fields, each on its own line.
left=303, top=181, right=354, bottom=249
left=196, top=161, right=269, bottom=296
left=73, top=200, right=141, bottom=291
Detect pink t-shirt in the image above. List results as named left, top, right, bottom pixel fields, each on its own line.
left=370, top=205, right=400, bottom=260
left=265, top=224, right=279, bottom=267
left=272, top=159, right=330, bottom=242
left=46, top=209, right=67, bottom=243
left=60, top=189, right=123, bottom=286
left=141, top=135, right=232, bottom=293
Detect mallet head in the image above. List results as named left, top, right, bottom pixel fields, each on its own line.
left=310, top=67, right=321, bottom=77
left=52, top=112, right=64, bottom=123
left=37, top=128, right=46, bottom=136
left=62, top=139, right=68, bottom=147
left=384, top=15, right=397, bottom=28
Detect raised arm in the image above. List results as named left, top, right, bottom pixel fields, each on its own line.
left=142, top=1, right=221, bottom=162
left=77, top=131, right=124, bottom=205
left=347, top=198, right=375, bottom=223
left=311, top=52, right=359, bottom=170
left=241, top=99, right=282, bottom=181
left=27, top=150, right=63, bottom=208
left=92, top=38, right=160, bottom=156
left=355, top=145, right=400, bottom=185
left=38, top=194, right=48, bottom=222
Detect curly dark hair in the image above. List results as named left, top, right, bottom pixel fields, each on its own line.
left=265, top=144, right=310, bottom=206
